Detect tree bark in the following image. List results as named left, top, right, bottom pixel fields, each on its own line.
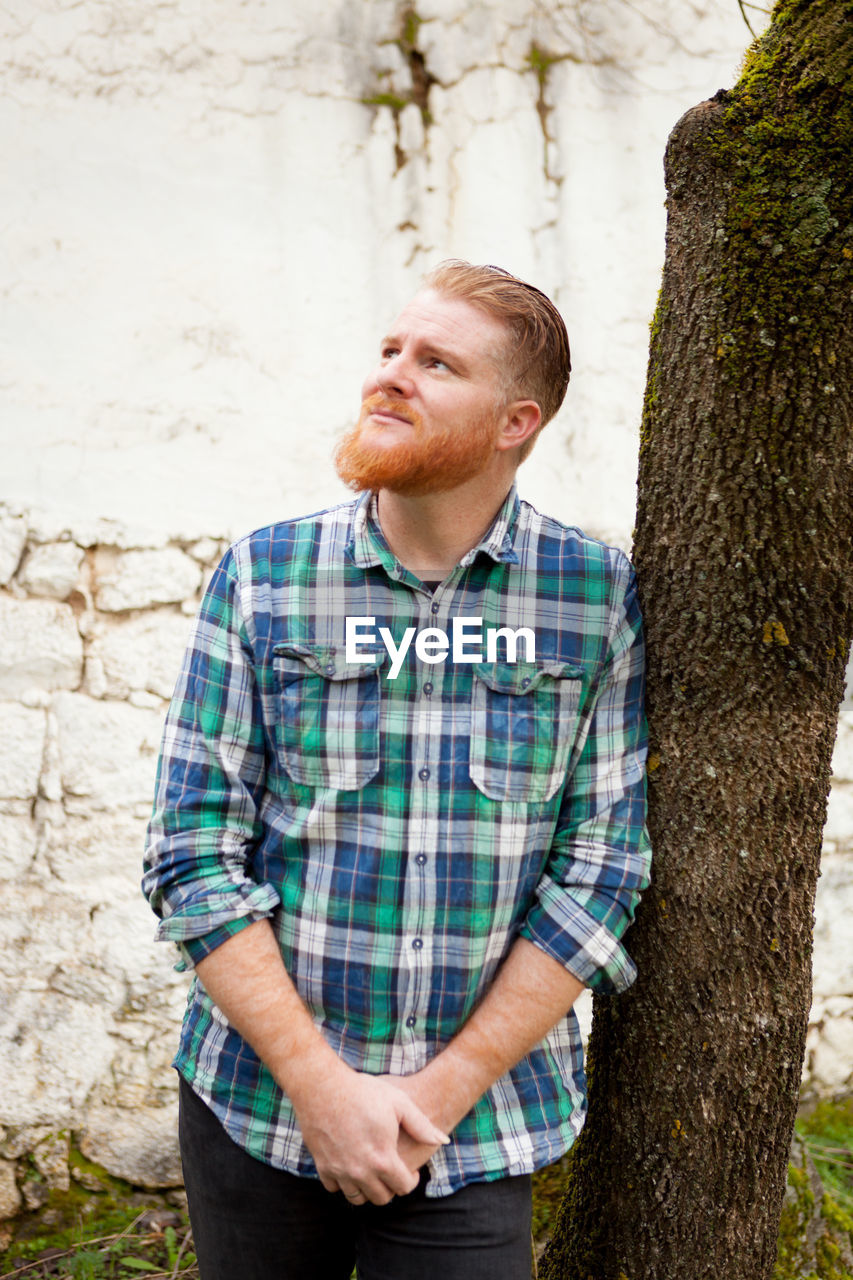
left=541, top=2, right=853, bottom=1276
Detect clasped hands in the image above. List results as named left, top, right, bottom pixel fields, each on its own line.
left=290, top=1062, right=452, bottom=1207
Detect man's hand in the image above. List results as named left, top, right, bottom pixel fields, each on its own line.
left=288, top=1063, right=449, bottom=1205
left=378, top=1071, right=451, bottom=1175
left=194, top=923, right=581, bottom=1204
left=194, top=922, right=448, bottom=1206
left=382, top=938, right=586, bottom=1173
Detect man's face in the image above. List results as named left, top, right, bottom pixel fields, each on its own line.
left=334, top=289, right=514, bottom=496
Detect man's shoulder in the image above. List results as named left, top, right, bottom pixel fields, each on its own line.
left=225, top=497, right=361, bottom=562
left=515, top=497, right=634, bottom=577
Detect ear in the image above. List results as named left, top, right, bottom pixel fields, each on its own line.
left=495, top=401, right=541, bottom=454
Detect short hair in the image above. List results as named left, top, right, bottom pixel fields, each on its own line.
left=422, top=260, right=571, bottom=458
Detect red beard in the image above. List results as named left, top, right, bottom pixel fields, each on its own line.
left=334, top=393, right=499, bottom=496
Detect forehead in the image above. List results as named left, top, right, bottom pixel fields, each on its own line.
left=387, top=288, right=509, bottom=365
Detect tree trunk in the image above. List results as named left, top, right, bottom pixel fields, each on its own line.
left=541, top=2, right=853, bottom=1276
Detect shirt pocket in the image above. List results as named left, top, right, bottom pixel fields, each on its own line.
left=469, top=659, right=585, bottom=803
left=272, top=643, right=384, bottom=790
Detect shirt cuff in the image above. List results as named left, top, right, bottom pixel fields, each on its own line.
left=173, top=914, right=269, bottom=971
left=519, top=875, right=640, bottom=996
left=153, top=882, right=281, bottom=972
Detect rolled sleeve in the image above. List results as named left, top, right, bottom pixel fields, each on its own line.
left=519, top=561, right=652, bottom=995
left=142, top=550, right=280, bottom=969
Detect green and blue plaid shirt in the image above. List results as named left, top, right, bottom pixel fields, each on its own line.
left=143, top=485, right=651, bottom=1197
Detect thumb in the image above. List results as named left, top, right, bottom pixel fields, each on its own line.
left=395, top=1094, right=451, bottom=1147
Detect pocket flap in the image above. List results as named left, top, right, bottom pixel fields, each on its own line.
left=473, top=659, right=584, bottom=696
left=273, top=642, right=387, bottom=681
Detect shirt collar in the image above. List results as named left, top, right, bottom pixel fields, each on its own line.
left=344, top=485, right=521, bottom=570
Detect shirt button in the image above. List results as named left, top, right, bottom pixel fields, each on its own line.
left=418, top=767, right=430, bottom=781
left=520, top=677, right=531, bottom=688
left=325, top=664, right=336, bottom=675
left=430, top=601, right=439, bottom=614
left=415, top=853, right=427, bottom=866
left=406, top=1015, right=417, bottom=1029
left=412, top=937, right=423, bottom=950
left=423, top=682, right=433, bottom=696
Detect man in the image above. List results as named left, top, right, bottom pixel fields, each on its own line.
left=143, top=261, right=651, bottom=1279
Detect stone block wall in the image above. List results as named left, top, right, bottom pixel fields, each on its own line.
left=0, top=504, right=221, bottom=1210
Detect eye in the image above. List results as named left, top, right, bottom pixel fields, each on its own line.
left=381, top=345, right=400, bottom=360
left=426, top=356, right=450, bottom=371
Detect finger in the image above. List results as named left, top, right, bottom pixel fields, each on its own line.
left=395, top=1095, right=451, bottom=1147
left=397, top=1132, right=437, bottom=1172
left=341, top=1185, right=367, bottom=1205
left=370, top=1158, right=419, bottom=1201
left=356, top=1177, right=397, bottom=1206
left=347, top=1155, right=418, bottom=1203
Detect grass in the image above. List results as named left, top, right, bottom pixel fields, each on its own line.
left=775, top=1097, right=853, bottom=1278
left=2, top=1099, right=850, bottom=1278
left=799, top=1095, right=853, bottom=1217
left=1, top=1206, right=198, bottom=1279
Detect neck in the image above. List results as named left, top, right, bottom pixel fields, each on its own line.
left=376, top=471, right=515, bottom=579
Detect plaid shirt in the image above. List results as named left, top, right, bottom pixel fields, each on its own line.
left=143, top=485, right=651, bottom=1198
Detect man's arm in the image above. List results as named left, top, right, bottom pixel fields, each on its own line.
left=391, top=554, right=651, bottom=1166
left=193, top=919, right=450, bottom=1205
left=386, top=938, right=583, bottom=1168
left=143, top=551, right=447, bottom=1205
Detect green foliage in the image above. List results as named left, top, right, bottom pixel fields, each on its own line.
left=0, top=1145, right=198, bottom=1280
left=163, top=1226, right=179, bottom=1270
left=531, top=1152, right=573, bottom=1240
left=773, top=1097, right=853, bottom=1279
left=68, top=1250, right=105, bottom=1280
left=800, top=1096, right=853, bottom=1211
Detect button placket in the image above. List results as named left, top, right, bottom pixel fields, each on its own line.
left=399, top=590, right=449, bottom=1062
left=402, top=930, right=432, bottom=1058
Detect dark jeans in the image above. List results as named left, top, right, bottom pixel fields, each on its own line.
left=178, top=1076, right=534, bottom=1280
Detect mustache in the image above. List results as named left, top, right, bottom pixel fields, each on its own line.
left=360, top=393, right=420, bottom=428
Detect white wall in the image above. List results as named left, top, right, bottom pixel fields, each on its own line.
left=1, top=0, right=849, bottom=1208
left=2, top=0, right=763, bottom=546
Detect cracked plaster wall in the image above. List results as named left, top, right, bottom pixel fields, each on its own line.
left=0, top=0, right=850, bottom=1212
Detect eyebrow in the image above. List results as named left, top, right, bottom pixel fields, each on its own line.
left=381, top=332, right=465, bottom=370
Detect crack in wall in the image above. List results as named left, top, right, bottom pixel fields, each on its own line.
left=525, top=41, right=581, bottom=188
left=363, top=4, right=437, bottom=172
left=400, top=7, right=435, bottom=126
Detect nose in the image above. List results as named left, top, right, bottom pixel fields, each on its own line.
left=375, top=352, right=414, bottom=399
